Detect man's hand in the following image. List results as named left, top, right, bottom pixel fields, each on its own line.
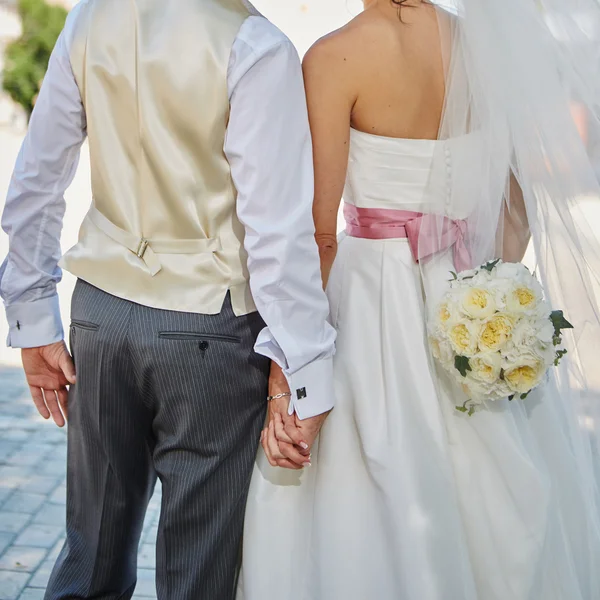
left=261, top=362, right=311, bottom=470
left=294, top=410, right=330, bottom=452
left=21, top=341, right=75, bottom=427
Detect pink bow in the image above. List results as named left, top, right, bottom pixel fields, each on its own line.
left=344, top=204, right=471, bottom=272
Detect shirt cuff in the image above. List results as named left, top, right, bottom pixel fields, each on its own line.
left=5, top=295, right=64, bottom=348
left=285, top=357, right=335, bottom=420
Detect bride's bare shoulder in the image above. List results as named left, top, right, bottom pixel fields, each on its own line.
left=302, top=12, right=392, bottom=82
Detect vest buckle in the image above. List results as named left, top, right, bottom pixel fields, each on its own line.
left=136, top=239, right=149, bottom=259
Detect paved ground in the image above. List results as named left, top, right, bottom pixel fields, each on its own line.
left=0, top=366, right=161, bottom=600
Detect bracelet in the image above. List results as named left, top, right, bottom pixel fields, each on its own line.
left=267, top=392, right=292, bottom=402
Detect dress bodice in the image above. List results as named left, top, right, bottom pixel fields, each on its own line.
left=344, top=128, right=478, bottom=220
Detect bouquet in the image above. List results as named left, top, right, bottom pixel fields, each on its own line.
left=429, top=259, right=573, bottom=415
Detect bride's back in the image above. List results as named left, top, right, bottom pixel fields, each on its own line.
left=303, top=0, right=452, bottom=285
left=321, top=1, right=446, bottom=140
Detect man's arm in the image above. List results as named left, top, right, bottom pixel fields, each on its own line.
left=1, top=18, right=86, bottom=426
left=225, top=31, right=337, bottom=423
left=1, top=27, right=86, bottom=348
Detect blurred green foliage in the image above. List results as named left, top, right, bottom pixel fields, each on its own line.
left=2, top=0, right=68, bottom=118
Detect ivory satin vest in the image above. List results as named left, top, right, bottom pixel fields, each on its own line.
left=60, top=0, right=256, bottom=315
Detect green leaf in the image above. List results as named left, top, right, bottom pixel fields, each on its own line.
left=520, top=391, right=531, bottom=400
left=481, top=259, right=501, bottom=272
left=508, top=394, right=515, bottom=401
left=554, top=348, right=568, bottom=366
left=454, top=355, right=472, bottom=378
left=456, top=399, right=477, bottom=416
left=449, top=271, right=458, bottom=281
left=550, top=310, right=574, bottom=337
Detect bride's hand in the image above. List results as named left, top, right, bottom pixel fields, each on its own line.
left=261, top=363, right=312, bottom=470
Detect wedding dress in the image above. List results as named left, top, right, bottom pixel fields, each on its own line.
left=238, top=0, right=600, bottom=596
left=237, top=127, right=600, bottom=600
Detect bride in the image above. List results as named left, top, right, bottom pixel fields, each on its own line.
left=238, top=0, right=600, bottom=598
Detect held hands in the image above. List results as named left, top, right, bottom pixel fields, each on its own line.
left=21, top=341, right=76, bottom=428
left=261, top=362, right=331, bottom=470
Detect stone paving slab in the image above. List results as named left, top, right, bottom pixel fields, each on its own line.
left=17, top=590, right=44, bottom=600
left=0, top=367, right=160, bottom=599
left=0, top=570, right=30, bottom=600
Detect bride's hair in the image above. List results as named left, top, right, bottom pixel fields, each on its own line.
left=390, top=0, right=425, bottom=20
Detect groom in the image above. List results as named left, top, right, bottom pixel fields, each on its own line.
left=0, top=0, right=336, bottom=598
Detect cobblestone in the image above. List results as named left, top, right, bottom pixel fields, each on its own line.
left=0, top=569, right=29, bottom=600
left=2, top=493, right=47, bottom=515
left=0, top=547, right=47, bottom=572
left=17, top=590, right=44, bottom=600
left=14, top=525, right=63, bottom=549
left=0, top=368, right=160, bottom=598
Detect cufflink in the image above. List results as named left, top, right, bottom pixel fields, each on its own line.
left=296, top=387, right=307, bottom=400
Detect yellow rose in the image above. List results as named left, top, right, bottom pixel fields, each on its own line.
left=461, top=288, right=496, bottom=319
left=504, top=362, right=544, bottom=394
left=478, top=314, right=513, bottom=352
left=449, top=322, right=478, bottom=356
left=506, top=286, right=538, bottom=314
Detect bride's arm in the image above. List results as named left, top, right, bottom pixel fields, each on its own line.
left=502, top=103, right=587, bottom=263
left=302, top=37, right=357, bottom=289
left=501, top=172, right=531, bottom=263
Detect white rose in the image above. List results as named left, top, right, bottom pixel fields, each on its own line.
left=511, top=319, right=538, bottom=349
left=485, top=277, right=514, bottom=308
left=510, top=318, right=555, bottom=366
left=534, top=296, right=553, bottom=321
left=535, top=305, right=552, bottom=321
left=430, top=336, right=454, bottom=368
left=462, top=378, right=492, bottom=401
left=535, top=342, right=556, bottom=368
left=467, top=351, right=502, bottom=384
left=495, top=261, right=530, bottom=283
left=460, top=287, right=497, bottom=319
left=536, top=318, right=555, bottom=345
left=471, top=269, right=493, bottom=286
left=461, top=376, right=510, bottom=402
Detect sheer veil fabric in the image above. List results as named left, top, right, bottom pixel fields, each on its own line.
left=422, top=0, right=600, bottom=595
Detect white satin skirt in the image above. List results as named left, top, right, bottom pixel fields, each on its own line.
left=237, top=235, right=600, bottom=600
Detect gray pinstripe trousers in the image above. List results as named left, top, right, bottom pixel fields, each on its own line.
left=45, top=280, right=269, bottom=600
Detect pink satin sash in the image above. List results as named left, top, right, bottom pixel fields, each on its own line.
left=344, top=203, right=470, bottom=272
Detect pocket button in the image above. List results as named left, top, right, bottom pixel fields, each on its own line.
left=199, top=341, right=209, bottom=352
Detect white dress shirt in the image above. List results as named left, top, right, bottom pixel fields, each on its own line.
left=0, top=8, right=336, bottom=419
